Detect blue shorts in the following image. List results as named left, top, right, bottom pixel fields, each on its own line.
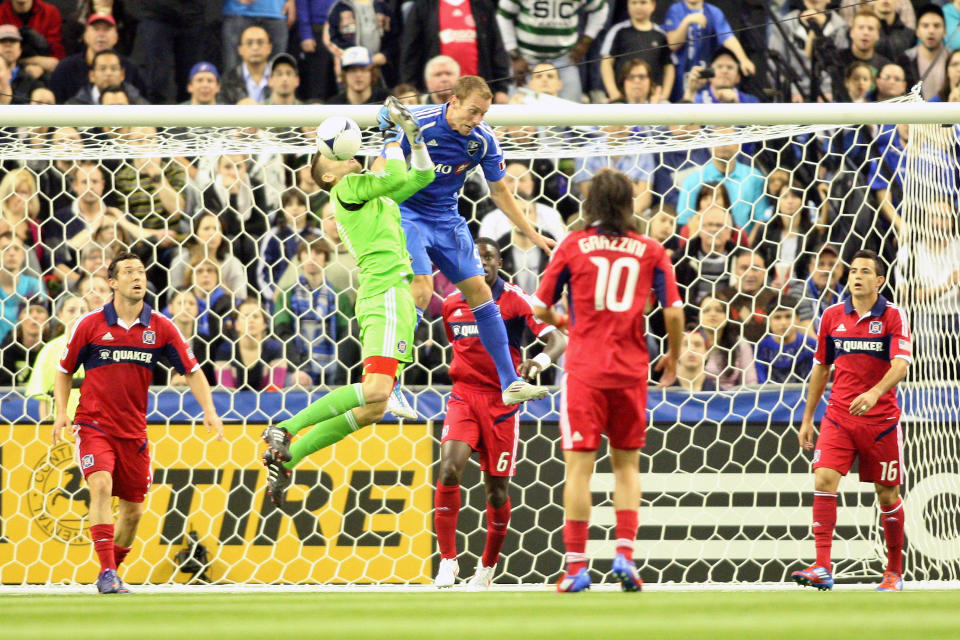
left=400, top=210, right=484, bottom=283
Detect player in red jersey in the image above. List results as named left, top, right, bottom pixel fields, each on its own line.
left=532, top=168, right=684, bottom=592
left=793, top=250, right=911, bottom=592
left=52, top=253, right=224, bottom=594
left=434, top=238, right=567, bottom=590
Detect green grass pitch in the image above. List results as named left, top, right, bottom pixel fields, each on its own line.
left=5, top=590, right=960, bottom=640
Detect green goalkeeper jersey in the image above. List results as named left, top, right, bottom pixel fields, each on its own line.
left=331, top=157, right=434, bottom=299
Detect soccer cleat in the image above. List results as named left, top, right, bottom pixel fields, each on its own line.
left=465, top=562, right=496, bottom=591
left=387, top=385, right=418, bottom=420
left=876, top=571, right=903, bottom=591
left=501, top=379, right=549, bottom=406
left=96, top=569, right=130, bottom=594
left=556, top=568, right=592, bottom=593
left=611, top=553, right=643, bottom=592
left=790, top=565, right=835, bottom=590
left=261, top=425, right=291, bottom=462
left=262, top=448, right=292, bottom=506
left=434, top=557, right=459, bottom=588
left=385, top=95, right=423, bottom=144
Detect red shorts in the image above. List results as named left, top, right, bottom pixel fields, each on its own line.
left=73, top=425, right=153, bottom=502
left=442, top=388, right=521, bottom=477
left=813, top=413, right=903, bottom=486
left=560, top=375, right=647, bottom=451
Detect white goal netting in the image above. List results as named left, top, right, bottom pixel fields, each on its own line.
left=1, top=96, right=959, bottom=586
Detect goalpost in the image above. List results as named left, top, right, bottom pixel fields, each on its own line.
left=0, top=94, right=958, bottom=586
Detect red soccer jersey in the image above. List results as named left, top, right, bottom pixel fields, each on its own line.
left=58, top=302, right=200, bottom=438
left=443, top=278, right=555, bottom=392
left=535, top=227, right=682, bottom=389
left=814, top=295, right=912, bottom=420
left=438, top=0, right=479, bottom=77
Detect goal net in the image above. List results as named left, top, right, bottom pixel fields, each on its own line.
left=1, top=93, right=958, bottom=586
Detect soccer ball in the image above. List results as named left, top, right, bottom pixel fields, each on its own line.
left=316, top=116, right=362, bottom=161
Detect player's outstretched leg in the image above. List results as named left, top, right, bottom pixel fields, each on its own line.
left=455, top=276, right=547, bottom=405
left=386, top=383, right=418, bottom=420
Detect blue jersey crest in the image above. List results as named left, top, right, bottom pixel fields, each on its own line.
left=397, top=103, right=506, bottom=219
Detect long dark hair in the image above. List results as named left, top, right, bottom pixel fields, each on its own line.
left=189, top=212, right=230, bottom=262
left=937, top=50, right=960, bottom=102
left=581, top=168, right=637, bottom=234
left=696, top=182, right=731, bottom=211
left=770, top=182, right=813, bottom=234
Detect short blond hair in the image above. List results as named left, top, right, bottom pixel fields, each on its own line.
left=452, top=75, right=493, bottom=102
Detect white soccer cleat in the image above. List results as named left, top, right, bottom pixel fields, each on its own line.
left=434, top=558, right=459, bottom=588
left=387, top=385, right=418, bottom=420
left=501, top=379, right=549, bottom=406
left=465, top=562, right=496, bottom=591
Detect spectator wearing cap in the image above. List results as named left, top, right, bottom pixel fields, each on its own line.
left=898, top=4, right=947, bottom=100
left=221, top=24, right=273, bottom=104
left=65, top=48, right=147, bottom=105
left=130, top=0, right=205, bottom=104
left=222, top=0, right=293, bottom=76
left=48, top=14, right=144, bottom=104
left=0, top=231, right=46, bottom=345
left=325, top=45, right=389, bottom=104
left=0, top=24, right=40, bottom=101
left=682, top=47, right=760, bottom=104
left=181, top=62, right=224, bottom=105
left=399, top=0, right=509, bottom=101
left=295, top=0, right=338, bottom=101
left=0, top=0, right=64, bottom=74
left=0, top=297, right=47, bottom=387
left=326, top=0, right=399, bottom=87
left=265, top=52, right=301, bottom=104
left=785, top=245, right=844, bottom=336
left=874, top=0, right=916, bottom=61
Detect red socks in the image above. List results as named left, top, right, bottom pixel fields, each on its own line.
left=114, top=545, right=131, bottom=568
left=615, top=509, right=638, bottom=561
left=481, top=499, right=511, bottom=568
left=434, top=484, right=461, bottom=560
left=813, top=491, right=838, bottom=571
left=90, top=523, right=116, bottom=573
left=563, top=519, right=589, bottom=575
left=881, top=498, right=904, bottom=575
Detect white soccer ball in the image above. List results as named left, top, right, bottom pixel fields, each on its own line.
left=316, top=116, right=362, bottom=161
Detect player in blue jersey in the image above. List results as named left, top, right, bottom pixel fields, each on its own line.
left=378, top=79, right=555, bottom=411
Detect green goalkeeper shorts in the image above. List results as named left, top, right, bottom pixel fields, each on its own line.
left=355, top=283, right=416, bottom=364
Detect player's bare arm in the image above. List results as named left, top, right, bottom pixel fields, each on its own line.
left=51, top=370, right=72, bottom=446
left=798, top=363, right=831, bottom=450
left=186, top=369, right=224, bottom=441
left=518, top=330, right=567, bottom=380
left=654, top=306, right=685, bottom=388
left=532, top=304, right=568, bottom=332
left=487, top=178, right=556, bottom=256
left=849, top=358, right=908, bottom=417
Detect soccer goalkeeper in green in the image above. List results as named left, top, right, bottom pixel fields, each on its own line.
left=261, top=98, right=435, bottom=504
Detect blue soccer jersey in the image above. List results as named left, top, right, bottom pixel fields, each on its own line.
left=398, top=102, right=506, bottom=220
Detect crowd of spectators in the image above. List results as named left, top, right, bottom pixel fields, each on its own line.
left=1, top=0, right=959, bottom=395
